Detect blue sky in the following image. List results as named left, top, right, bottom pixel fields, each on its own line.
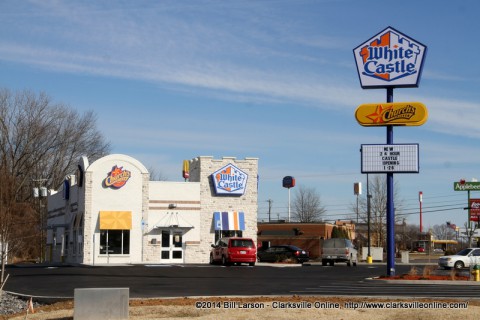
left=1, top=0, right=479, bottom=230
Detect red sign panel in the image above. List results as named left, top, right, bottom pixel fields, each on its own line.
left=469, top=199, right=480, bottom=221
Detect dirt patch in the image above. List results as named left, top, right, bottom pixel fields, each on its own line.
left=378, top=266, right=471, bottom=281
left=4, top=296, right=480, bottom=320
left=379, top=274, right=470, bottom=281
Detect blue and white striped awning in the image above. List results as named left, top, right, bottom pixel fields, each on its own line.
left=213, top=211, right=245, bottom=231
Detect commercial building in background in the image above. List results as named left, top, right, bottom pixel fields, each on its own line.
left=257, top=221, right=356, bottom=259
left=46, top=154, right=258, bottom=265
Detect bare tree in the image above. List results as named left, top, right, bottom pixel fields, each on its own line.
left=397, top=222, right=420, bottom=251
left=0, top=165, right=37, bottom=284
left=431, top=224, right=457, bottom=241
left=353, top=175, right=404, bottom=247
left=0, top=88, right=110, bottom=284
left=292, top=186, right=326, bottom=223
left=148, top=166, right=169, bottom=181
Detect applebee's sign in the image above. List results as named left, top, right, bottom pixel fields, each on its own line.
left=212, top=164, right=248, bottom=196
left=353, top=26, right=427, bottom=88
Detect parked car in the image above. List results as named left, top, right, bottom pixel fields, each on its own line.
left=438, top=248, right=480, bottom=270
left=321, top=238, right=358, bottom=267
left=257, top=245, right=309, bottom=264
left=210, top=237, right=257, bottom=266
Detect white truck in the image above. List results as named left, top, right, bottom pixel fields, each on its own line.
left=321, top=238, right=358, bottom=267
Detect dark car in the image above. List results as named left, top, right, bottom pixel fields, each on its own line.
left=257, top=245, right=309, bottom=264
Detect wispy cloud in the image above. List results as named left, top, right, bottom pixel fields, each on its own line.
left=1, top=0, right=479, bottom=143
left=408, top=95, right=480, bottom=138
left=422, top=70, right=468, bottom=82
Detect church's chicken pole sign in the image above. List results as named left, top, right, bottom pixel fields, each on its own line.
left=355, top=102, right=428, bottom=126
left=361, top=144, right=419, bottom=173
left=353, top=26, right=427, bottom=89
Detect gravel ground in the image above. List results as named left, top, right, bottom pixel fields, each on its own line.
left=2, top=294, right=480, bottom=320
left=0, top=291, right=45, bottom=317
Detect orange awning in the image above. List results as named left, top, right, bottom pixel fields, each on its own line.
left=99, top=211, right=132, bottom=230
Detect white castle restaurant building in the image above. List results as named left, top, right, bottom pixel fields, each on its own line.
left=46, top=154, right=258, bottom=265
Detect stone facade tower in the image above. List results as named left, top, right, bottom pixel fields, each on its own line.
left=189, top=156, right=259, bottom=263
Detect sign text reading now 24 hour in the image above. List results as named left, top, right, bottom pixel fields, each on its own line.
left=361, top=144, right=419, bottom=173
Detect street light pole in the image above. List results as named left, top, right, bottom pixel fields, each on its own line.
left=33, top=179, right=48, bottom=263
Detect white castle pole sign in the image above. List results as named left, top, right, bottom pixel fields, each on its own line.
left=353, top=26, right=427, bottom=277
left=353, top=26, right=427, bottom=89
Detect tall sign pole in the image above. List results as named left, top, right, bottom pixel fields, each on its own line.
left=366, top=175, right=372, bottom=263
left=288, top=189, right=291, bottom=222
left=453, top=179, right=480, bottom=238
left=282, top=176, right=295, bottom=222
left=419, top=191, right=423, bottom=233
left=354, top=27, right=427, bottom=276
left=354, top=182, right=362, bottom=224
left=385, top=88, right=395, bottom=276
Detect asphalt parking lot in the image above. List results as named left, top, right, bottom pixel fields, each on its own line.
left=3, top=260, right=479, bottom=301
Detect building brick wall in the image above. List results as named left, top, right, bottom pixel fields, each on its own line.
left=48, top=154, right=258, bottom=265
left=189, top=156, right=259, bottom=263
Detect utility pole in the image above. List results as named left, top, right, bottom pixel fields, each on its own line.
left=266, top=199, right=273, bottom=223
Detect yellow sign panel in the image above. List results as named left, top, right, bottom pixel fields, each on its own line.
left=355, top=102, right=428, bottom=126
left=99, top=211, right=132, bottom=230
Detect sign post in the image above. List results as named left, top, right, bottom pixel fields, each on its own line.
left=282, top=176, right=295, bottom=222
left=419, top=191, right=423, bottom=233
left=354, top=27, right=427, bottom=276
left=386, top=88, right=395, bottom=277
left=354, top=182, right=362, bottom=224
left=453, top=180, right=480, bottom=230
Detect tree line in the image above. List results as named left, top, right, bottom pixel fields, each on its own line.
left=0, top=88, right=110, bottom=284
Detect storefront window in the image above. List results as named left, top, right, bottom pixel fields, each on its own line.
left=160, top=230, right=183, bottom=260
left=64, top=233, right=69, bottom=256
left=161, top=231, right=170, bottom=248
left=173, top=233, right=182, bottom=248
left=100, top=230, right=130, bottom=254
left=73, top=231, right=77, bottom=255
